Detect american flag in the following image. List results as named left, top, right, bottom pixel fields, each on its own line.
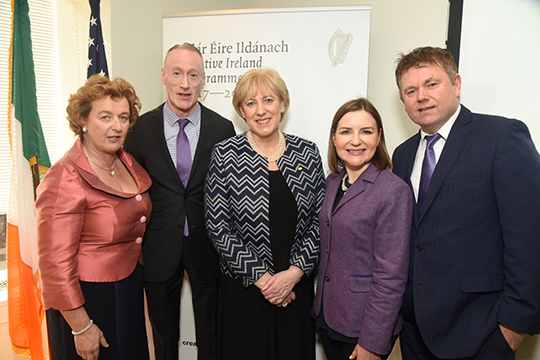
left=87, top=0, right=108, bottom=78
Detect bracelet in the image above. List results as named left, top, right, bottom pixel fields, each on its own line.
left=71, top=319, right=94, bottom=336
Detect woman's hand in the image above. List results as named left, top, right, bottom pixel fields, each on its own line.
left=350, top=344, right=381, bottom=360
left=74, top=324, right=109, bottom=360
left=61, top=306, right=109, bottom=360
left=261, top=265, right=304, bottom=306
left=254, top=271, right=272, bottom=290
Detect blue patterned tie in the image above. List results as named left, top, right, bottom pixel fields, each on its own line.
left=417, top=133, right=441, bottom=214
left=176, top=118, right=191, bottom=236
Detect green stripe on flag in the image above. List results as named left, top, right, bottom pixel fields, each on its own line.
left=12, top=0, right=50, bottom=167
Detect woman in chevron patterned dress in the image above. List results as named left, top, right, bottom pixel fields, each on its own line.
left=204, top=68, right=325, bottom=360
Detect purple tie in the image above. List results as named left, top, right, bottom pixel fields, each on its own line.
left=176, top=118, right=191, bottom=236
left=417, top=133, right=441, bottom=214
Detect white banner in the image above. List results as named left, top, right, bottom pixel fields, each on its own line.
left=163, top=7, right=371, bottom=359
left=163, top=7, right=371, bottom=165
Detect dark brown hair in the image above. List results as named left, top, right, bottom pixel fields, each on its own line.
left=328, top=98, right=392, bottom=173
left=395, top=46, right=458, bottom=90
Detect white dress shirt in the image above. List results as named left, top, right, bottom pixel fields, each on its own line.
left=410, top=105, right=461, bottom=201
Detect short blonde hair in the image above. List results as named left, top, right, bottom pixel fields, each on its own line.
left=66, top=75, right=141, bottom=137
left=232, top=68, right=290, bottom=120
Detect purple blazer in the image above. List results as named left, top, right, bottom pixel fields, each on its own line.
left=313, top=164, right=412, bottom=355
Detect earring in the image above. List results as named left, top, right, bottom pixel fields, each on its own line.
left=82, top=126, right=87, bottom=133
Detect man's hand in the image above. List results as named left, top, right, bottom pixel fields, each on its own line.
left=499, top=324, right=523, bottom=351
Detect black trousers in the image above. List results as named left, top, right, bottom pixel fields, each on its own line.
left=318, top=327, right=396, bottom=360
left=47, top=263, right=149, bottom=360
left=144, top=237, right=219, bottom=360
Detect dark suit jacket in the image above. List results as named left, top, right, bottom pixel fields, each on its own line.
left=313, top=165, right=412, bottom=355
left=392, top=105, right=540, bottom=358
left=124, top=102, right=235, bottom=283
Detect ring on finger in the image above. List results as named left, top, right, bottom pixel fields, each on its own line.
left=282, top=302, right=288, bottom=308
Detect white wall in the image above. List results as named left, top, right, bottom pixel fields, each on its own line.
left=460, top=0, right=540, bottom=146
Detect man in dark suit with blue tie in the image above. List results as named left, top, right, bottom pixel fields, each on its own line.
left=392, top=46, right=540, bottom=360
left=124, top=43, right=235, bottom=360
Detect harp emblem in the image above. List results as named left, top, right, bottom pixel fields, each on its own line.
left=328, top=29, right=353, bottom=67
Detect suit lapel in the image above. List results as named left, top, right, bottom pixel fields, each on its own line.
left=190, top=103, right=212, bottom=187
left=418, top=107, right=473, bottom=223
left=401, top=133, right=420, bottom=190
left=325, top=172, right=342, bottom=220
left=150, top=104, right=184, bottom=189
left=332, top=166, right=379, bottom=215
left=399, top=133, right=422, bottom=226
left=334, top=176, right=366, bottom=214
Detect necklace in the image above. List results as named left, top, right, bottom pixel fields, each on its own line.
left=247, top=130, right=285, bottom=163
left=86, top=155, right=117, bottom=177
left=341, top=173, right=351, bottom=193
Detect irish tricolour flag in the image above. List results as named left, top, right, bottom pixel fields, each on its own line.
left=7, top=0, right=50, bottom=358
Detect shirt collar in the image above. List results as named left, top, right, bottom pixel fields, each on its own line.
left=420, top=104, right=461, bottom=141
left=163, top=101, right=201, bottom=127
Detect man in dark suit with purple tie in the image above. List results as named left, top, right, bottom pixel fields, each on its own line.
left=392, top=46, right=540, bottom=360
left=124, top=43, right=235, bottom=360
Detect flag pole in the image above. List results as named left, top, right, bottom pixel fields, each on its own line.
left=30, top=156, right=39, bottom=199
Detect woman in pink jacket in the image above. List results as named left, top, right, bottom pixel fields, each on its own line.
left=36, top=75, right=151, bottom=360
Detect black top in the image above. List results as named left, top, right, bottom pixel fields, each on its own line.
left=269, top=170, right=297, bottom=272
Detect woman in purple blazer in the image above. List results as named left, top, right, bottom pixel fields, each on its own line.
left=313, top=98, right=413, bottom=360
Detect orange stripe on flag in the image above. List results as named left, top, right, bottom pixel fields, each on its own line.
left=6, top=223, right=45, bottom=359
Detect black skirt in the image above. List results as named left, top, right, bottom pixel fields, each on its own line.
left=46, top=263, right=149, bottom=360
left=216, top=170, right=316, bottom=360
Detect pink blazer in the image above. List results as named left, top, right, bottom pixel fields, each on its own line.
left=36, top=138, right=152, bottom=311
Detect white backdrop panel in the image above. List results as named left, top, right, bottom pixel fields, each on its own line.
left=459, top=0, right=540, bottom=146
left=163, top=7, right=371, bottom=168
left=162, top=7, right=371, bottom=359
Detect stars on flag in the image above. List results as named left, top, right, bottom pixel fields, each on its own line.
left=87, top=0, right=109, bottom=78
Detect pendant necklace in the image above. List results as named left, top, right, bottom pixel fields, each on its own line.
left=86, top=155, right=117, bottom=177
left=341, top=173, right=351, bottom=193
